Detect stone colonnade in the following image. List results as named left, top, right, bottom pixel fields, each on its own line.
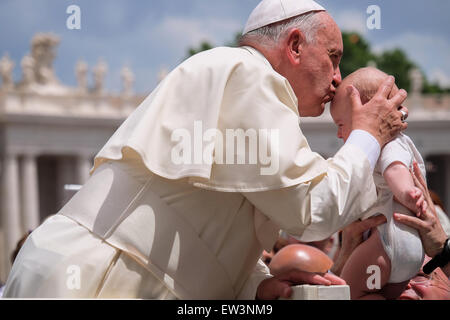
left=1, top=152, right=92, bottom=276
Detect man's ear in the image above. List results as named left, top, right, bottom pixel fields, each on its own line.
left=284, top=28, right=305, bottom=65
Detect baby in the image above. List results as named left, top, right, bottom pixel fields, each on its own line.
left=331, top=67, right=426, bottom=299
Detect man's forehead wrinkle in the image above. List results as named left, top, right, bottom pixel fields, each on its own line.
left=317, top=27, right=343, bottom=53
left=318, top=14, right=342, bottom=43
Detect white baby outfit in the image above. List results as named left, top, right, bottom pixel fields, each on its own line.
left=363, top=133, right=425, bottom=283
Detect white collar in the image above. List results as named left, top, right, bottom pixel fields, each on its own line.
left=241, top=46, right=273, bottom=69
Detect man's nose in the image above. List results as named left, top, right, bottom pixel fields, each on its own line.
left=332, top=67, right=342, bottom=88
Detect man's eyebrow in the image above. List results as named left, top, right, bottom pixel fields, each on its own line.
left=329, top=49, right=343, bottom=57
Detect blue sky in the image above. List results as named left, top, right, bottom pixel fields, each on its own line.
left=0, top=0, right=449, bottom=94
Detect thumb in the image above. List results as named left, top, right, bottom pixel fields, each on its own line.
left=268, top=281, right=292, bottom=300
left=347, top=85, right=362, bottom=111
left=258, top=278, right=292, bottom=300
left=280, top=284, right=293, bottom=299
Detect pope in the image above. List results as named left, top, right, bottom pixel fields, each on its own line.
left=3, top=0, right=408, bottom=300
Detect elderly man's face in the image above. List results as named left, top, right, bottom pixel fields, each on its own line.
left=287, top=13, right=343, bottom=117
left=398, top=258, right=450, bottom=300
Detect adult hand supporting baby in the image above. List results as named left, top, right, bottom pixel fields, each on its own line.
left=394, top=162, right=447, bottom=259
left=331, top=215, right=387, bottom=276
left=256, top=269, right=346, bottom=300
left=348, top=76, right=408, bottom=147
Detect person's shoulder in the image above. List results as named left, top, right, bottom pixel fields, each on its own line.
left=183, top=46, right=278, bottom=77
left=398, top=132, right=413, bottom=143
left=383, top=134, right=410, bottom=152
left=394, top=133, right=421, bottom=155
left=183, top=47, right=248, bottom=66
left=379, top=134, right=413, bottom=170
left=398, top=133, right=419, bottom=149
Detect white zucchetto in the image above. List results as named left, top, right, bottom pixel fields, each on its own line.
left=243, top=0, right=326, bottom=34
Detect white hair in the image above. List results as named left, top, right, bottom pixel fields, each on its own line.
left=240, top=11, right=325, bottom=47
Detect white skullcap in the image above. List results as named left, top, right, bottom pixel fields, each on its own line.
left=243, top=0, right=326, bottom=35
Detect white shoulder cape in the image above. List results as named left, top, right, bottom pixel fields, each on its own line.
left=93, top=46, right=328, bottom=192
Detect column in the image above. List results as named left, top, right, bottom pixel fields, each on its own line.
left=21, top=154, right=40, bottom=232
left=1, top=154, right=22, bottom=273
left=57, top=157, right=75, bottom=210
left=77, top=154, right=92, bottom=185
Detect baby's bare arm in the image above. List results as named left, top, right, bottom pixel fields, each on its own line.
left=383, top=162, right=424, bottom=213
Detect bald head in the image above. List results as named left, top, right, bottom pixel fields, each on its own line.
left=268, top=244, right=334, bottom=275
left=331, top=67, right=401, bottom=142
left=342, top=67, right=396, bottom=104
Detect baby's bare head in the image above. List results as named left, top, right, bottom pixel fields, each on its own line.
left=330, top=67, right=400, bottom=142
left=342, top=67, right=399, bottom=104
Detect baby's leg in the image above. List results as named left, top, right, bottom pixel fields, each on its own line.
left=340, top=229, right=391, bottom=300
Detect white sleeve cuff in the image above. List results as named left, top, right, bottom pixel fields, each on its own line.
left=236, top=259, right=272, bottom=300
left=345, top=130, right=381, bottom=171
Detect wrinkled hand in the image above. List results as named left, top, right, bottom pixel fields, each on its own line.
left=331, top=215, right=387, bottom=276
left=256, top=269, right=346, bottom=300
left=394, top=161, right=447, bottom=257
left=348, top=76, right=408, bottom=148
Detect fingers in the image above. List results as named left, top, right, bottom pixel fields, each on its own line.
left=410, top=188, right=424, bottom=212
left=323, top=273, right=347, bottom=285
left=393, top=213, right=426, bottom=231
left=410, top=162, right=437, bottom=217
left=412, top=161, right=427, bottom=191
left=274, top=282, right=293, bottom=299
left=262, top=250, right=273, bottom=265
left=417, top=200, right=428, bottom=218
left=347, top=85, right=362, bottom=111
left=422, top=200, right=428, bottom=214
left=410, top=166, right=426, bottom=195
left=264, top=270, right=346, bottom=300
left=257, top=277, right=292, bottom=300
left=416, top=193, right=425, bottom=210
left=409, top=188, right=420, bottom=200
left=281, top=285, right=293, bottom=299
left=375, top=76, right=395, bottom=99
left=281, top=270, right=332, bottom=286
left=390, top=90, right=408, bottom=109
left=401, top=121, right=408, bottom=131
left=398, top=105, right=409, bottom=121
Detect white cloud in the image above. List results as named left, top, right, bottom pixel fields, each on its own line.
left=332, top=9, right=368, bottom=35
left=52, top=14, right=242, bottom=92
left=150, top=16, right=241, bottom=50
left=430, top=69, right=450, bottom=88
left=373, top=32, right=450, bottom=87
left=96, top=1, right=129, bottom=30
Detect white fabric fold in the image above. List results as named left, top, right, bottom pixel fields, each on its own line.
left=93, top=46, right=328, bottom=193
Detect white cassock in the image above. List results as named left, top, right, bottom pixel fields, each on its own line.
left=3, top=46, right=380, bottom=299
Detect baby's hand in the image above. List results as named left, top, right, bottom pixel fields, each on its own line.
left=407, top=187, right=427, bottom=217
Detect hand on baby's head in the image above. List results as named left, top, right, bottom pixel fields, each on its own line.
left=331, top=67, right=401, bottom=143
